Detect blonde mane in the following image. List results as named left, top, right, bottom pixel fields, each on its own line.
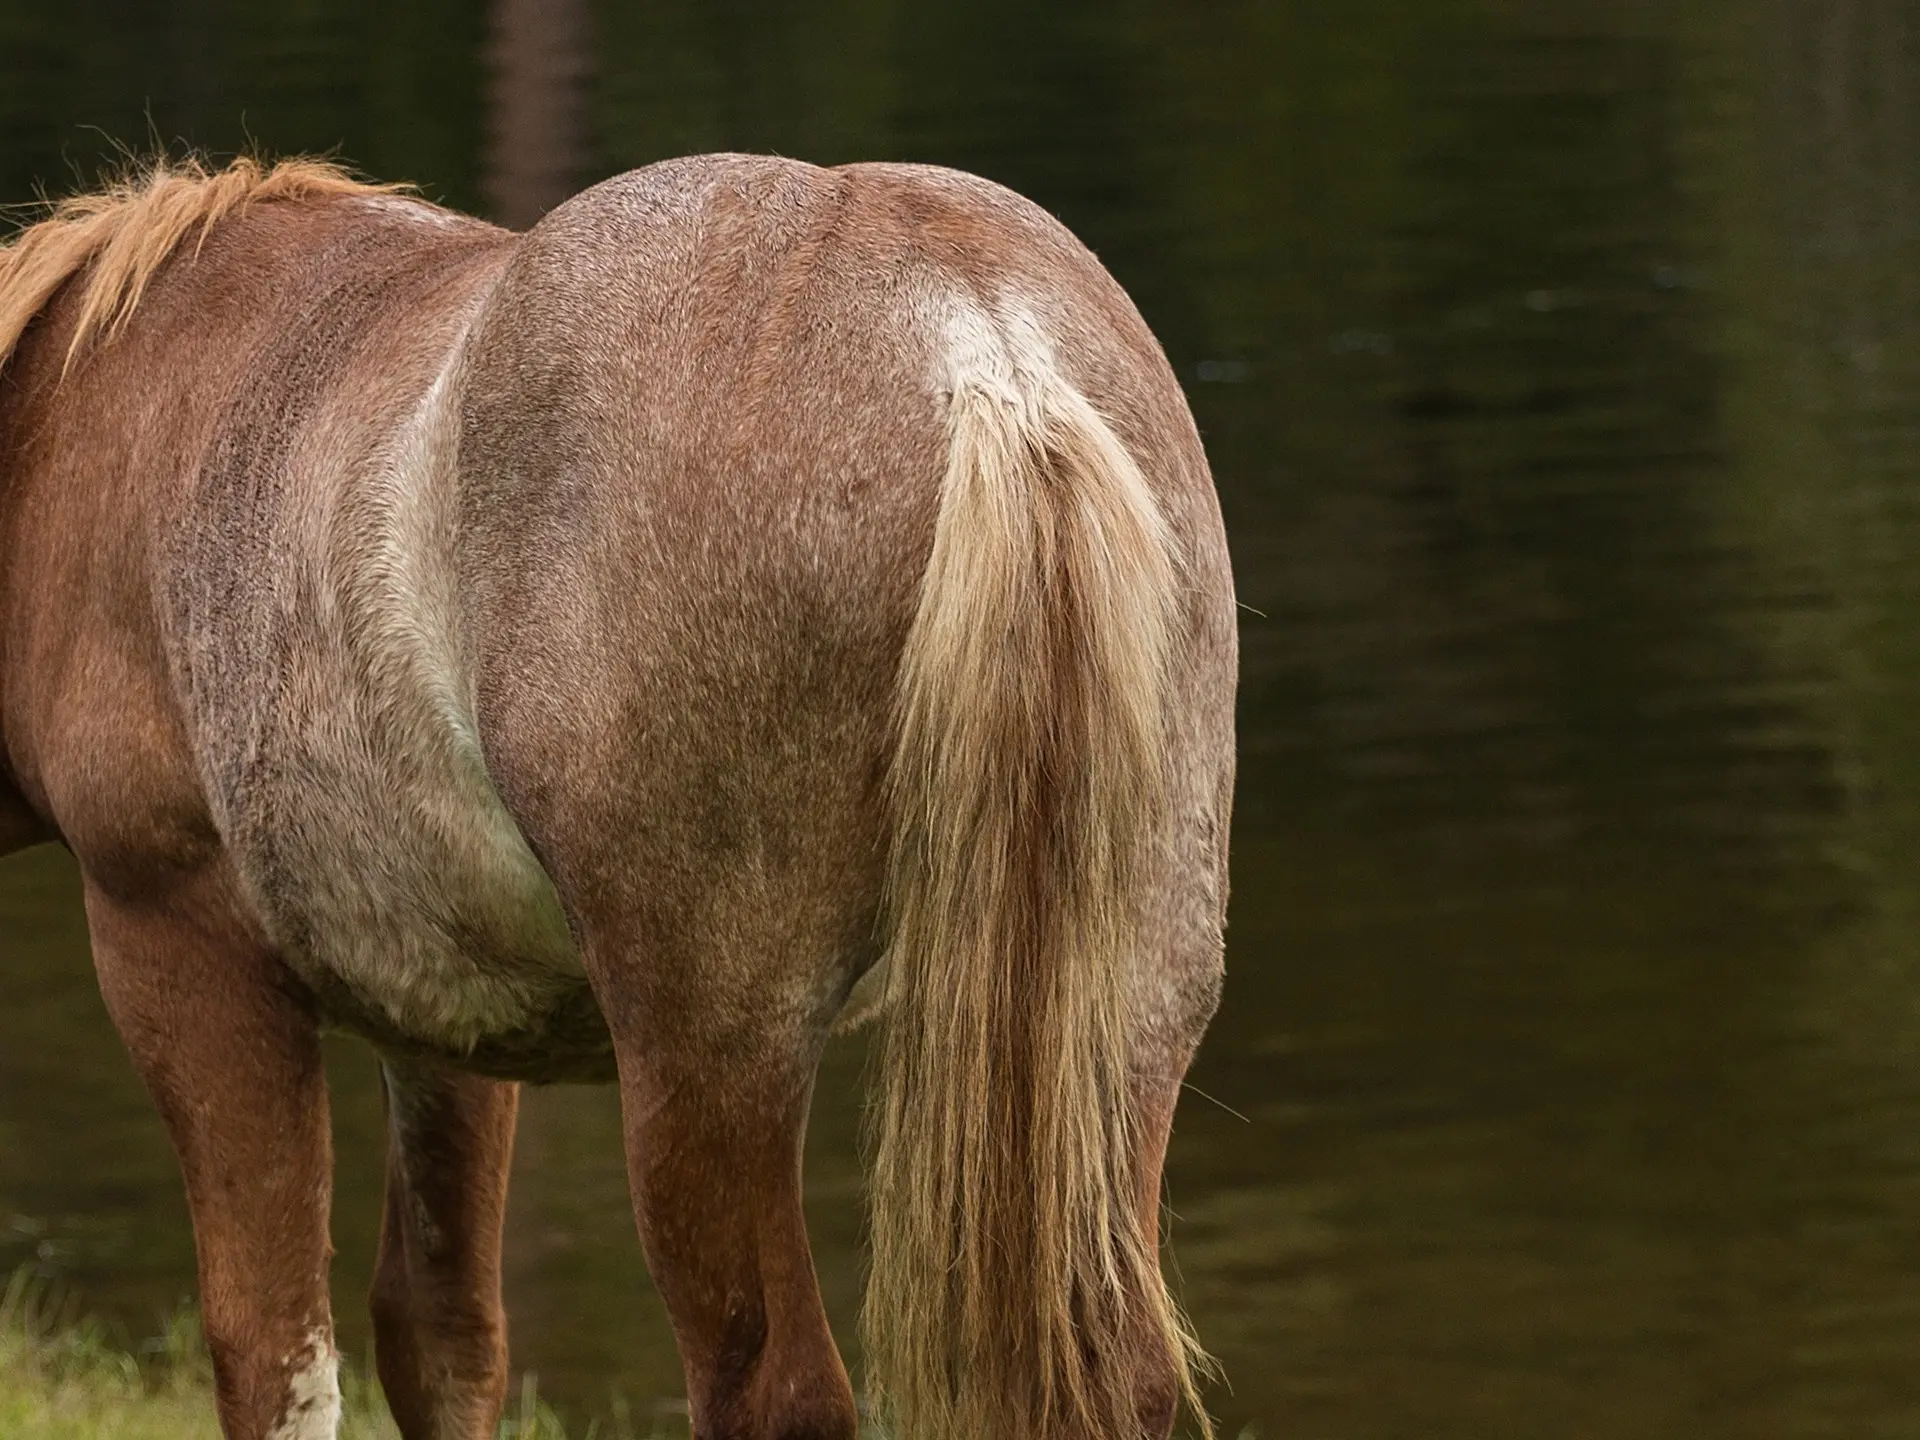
left=0, top=155, right=400, bottom=376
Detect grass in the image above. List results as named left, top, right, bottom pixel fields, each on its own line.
left=0, top=1269, right=579, bottom=1439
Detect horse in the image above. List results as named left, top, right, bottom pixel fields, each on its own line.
left=0, top=152, right=1236, bottom=1440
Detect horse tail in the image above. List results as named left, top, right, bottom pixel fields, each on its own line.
left=865, top=313, right=1209, bottom=1440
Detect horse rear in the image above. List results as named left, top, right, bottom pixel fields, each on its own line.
left=0, top=154, right=1235, bottom=1440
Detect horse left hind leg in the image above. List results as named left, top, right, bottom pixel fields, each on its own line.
left=369, top=1057, right=517, bottom=1439
left=82, top=873, right=340, bottom=1440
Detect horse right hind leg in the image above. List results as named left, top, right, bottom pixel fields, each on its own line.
left=82, top=872, right=340, bottom=1440
left=1123, top=935, right=1227, bottom=1440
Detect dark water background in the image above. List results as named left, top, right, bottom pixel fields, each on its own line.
left=7, top=1, right=1920, bottom=1434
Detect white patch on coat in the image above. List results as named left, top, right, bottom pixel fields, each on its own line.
left=354, top=193, right=470, bottom=229
left=267, top=1330, right=341, bottom=1440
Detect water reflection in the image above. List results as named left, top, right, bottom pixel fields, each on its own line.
left=5, top=0, right=1920, bottom=1435
left=483, top=0, right=590, bottom=228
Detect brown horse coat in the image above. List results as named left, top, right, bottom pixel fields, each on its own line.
left=0, top=155, right=1235, bottom=1440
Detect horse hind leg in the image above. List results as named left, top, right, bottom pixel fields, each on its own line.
left=82, top=870, right=340, bottom=1440
left=369, top=1057, right=517, bottom=1440
left=591, top=929, right=858, bottom=1440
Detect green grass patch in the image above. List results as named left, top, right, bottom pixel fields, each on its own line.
left=0, top=1269, right=578, bottom=1439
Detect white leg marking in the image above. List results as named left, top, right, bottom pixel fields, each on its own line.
left=268, top=1329, right=342, bottom=1440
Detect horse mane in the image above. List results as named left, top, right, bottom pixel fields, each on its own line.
left=0, top=155, right=401, bottom=377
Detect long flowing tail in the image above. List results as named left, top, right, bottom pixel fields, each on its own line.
left=865, top=319, right=1209, bottom=1440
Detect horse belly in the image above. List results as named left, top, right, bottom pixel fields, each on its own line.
left=244, top=747, right=608, bottom=1078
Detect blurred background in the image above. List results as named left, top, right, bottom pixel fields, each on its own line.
left=5, top=0, right=1920, bottom=1434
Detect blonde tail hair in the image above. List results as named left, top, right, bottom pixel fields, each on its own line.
left=865, top=316, right=1209, bottom=1440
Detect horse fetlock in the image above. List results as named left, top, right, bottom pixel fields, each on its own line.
left=705, top=1349, right=857, bottom=1440
left=198, top=1320, right=339, bottom=1440
left=1129, top=1345, right=1184, bottom=1440
left=263, top=1329, right=342, bottom=1440
left=370, top=1281, right=508, bottom=1438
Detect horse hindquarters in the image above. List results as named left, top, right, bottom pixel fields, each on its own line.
left=454, top=155, right=1230, bottom=1440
